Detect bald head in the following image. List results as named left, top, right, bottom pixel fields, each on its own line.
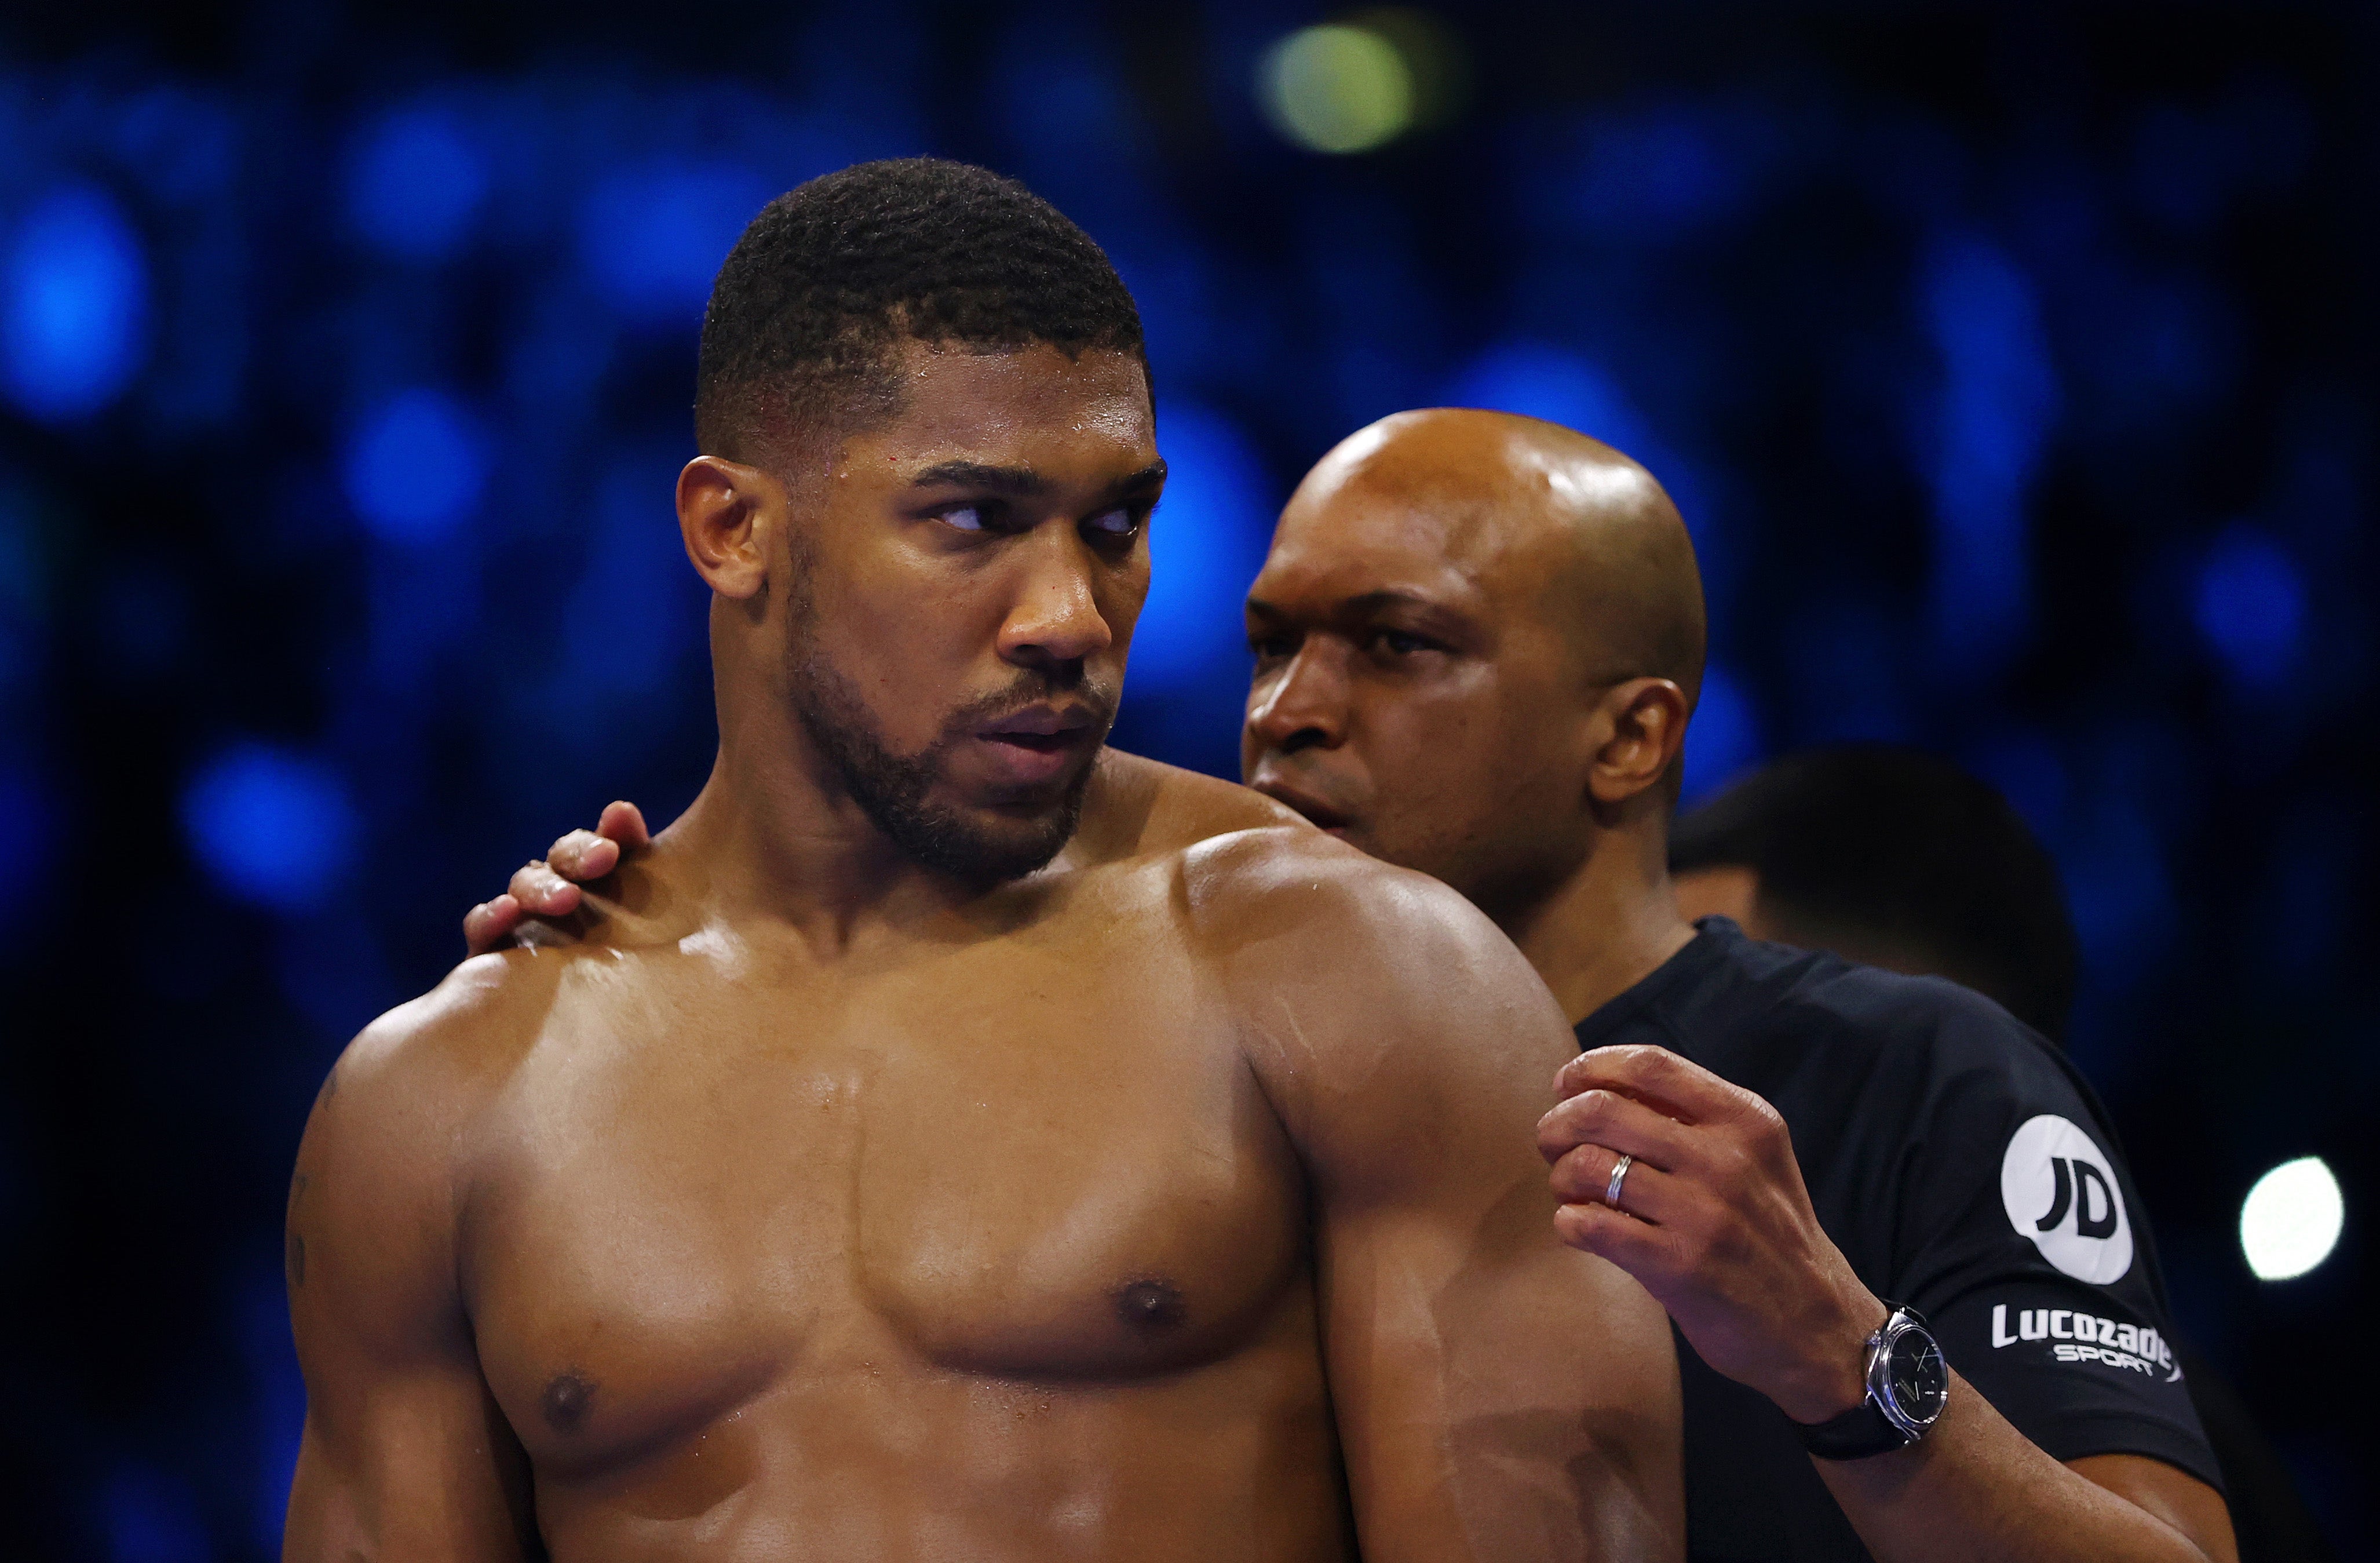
left=1292, top=409, right=1707, bottom=707
left=1243, top=406, right=1709, bottom=919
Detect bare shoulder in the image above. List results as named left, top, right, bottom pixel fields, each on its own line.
left=1076, top=747, right=1309, bottom=861
left=1174, top=820, right=1572, bottom=1150
left=1179, top=818, right=1535, bottom=999
left=290, top=948, right=591, bottom=1305
left=319, top=946, right=578, bottom=1130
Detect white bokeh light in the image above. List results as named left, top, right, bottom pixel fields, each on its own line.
left=2239, top=1157, right=2344, bottom=1281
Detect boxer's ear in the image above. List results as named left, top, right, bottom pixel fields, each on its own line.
left=677, top=456, right=783, bottom=600
left=1585, top=677, right=1689, bottom=807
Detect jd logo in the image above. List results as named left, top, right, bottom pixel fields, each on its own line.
left=2035, top=1156, right=2120, bottom=1239
left=2000, top=1114, right=2133, bottom=1283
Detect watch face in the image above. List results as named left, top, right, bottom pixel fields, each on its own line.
left=1883, top=1329, right=1950, bottom=1426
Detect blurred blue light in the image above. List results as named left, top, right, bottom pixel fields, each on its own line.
left=2194, top=526, right=2306, bottom=687
left=1132, top=402, right=1276, bottom=697
left=1, top=183, right=151, bottom=422
left=347, top=105, right=490, bottom=262
left=580, top=162, right=770, bottom=324
left=98, top=1462, right=209, bottom=1563
left=181, top=743, right=358, bottom=912
left=344, top=389, right=487, bottom=543
left=1567, top=107, right=1742, bottom=243
left=1966, top=726, right=2071, bottom=840
left=1682, top=662, right=1759, bottom=803
left=547, top=450, right=707, bottom=718
left=1443, top=341, right=1656, bottom=456
left=1918, top=237, right=2058, bottom=674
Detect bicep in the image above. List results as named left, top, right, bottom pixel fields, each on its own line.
left=285, top=1359, right=538, bottom=1562
left=1209, top=846, right=1684, bottom=1558
left=1317, top=1182, right=1682, bottom=1563
left=283, top=1026, right=537, bottom=1561
left=2068, top=1455, right=2238, bottom=1563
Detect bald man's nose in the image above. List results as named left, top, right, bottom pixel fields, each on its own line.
left=999, top=533, right=1115, bottom=669
left=1247, top=643, right=1348, bottom=755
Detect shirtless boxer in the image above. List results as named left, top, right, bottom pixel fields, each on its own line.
left=494, top=408, right=2234, bottom=1563
left=283, top=161, right=1680, bottom=1560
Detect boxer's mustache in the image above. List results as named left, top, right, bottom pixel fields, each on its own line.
left=940, top=673, right=1119, bottom=745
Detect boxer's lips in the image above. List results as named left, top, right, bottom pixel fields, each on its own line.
left=974, top=705, right=1101, bottom=786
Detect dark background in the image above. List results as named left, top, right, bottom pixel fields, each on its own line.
left=1, top=1, right=2371, bottom=1556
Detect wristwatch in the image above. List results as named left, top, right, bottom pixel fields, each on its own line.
left=1794, top=1303, right=1950, bottom=1459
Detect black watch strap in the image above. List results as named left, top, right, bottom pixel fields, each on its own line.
left=1793, top=1302, right=1945, bottom=1460
left=1794, top=1396, right=1912, bottom=1459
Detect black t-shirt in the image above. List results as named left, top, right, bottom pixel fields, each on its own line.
left=1574, top=919, right=2221, bottom=1563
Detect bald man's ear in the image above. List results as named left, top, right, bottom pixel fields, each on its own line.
left=1585, top=677, right=1691, bottom=811
left=677, top=455, right=783, bottom=600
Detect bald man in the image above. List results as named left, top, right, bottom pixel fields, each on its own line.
left=477, top=410, right=2234, bottom=1563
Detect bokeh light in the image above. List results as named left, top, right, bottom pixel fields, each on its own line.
left=342, top=389, right=488, bottom=544
left=2240, top=1156, right=2345, bottom=1281
left=580, top=162, right=771, bottom=325
left=1682, top=663, right=1760, bottom=803
left=346, top=104, right=490, bottom=263
left=1131, top=400, right=1274, bottom=697
left=180, top=744, right=359, bottom=913
left=1, top=183, right=149, bottom=422
left=2194, top=526, right=2307, bottom=688
left=1258, top=25, right=1414, bottom=155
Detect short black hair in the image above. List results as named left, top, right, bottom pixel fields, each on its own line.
left=1671, top=745, right=2080, bottom=1041
left=695, top=158, right=1146, bottom=461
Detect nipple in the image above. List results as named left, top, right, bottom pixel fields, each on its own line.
left=542, top=1370, right=596, bottom=1433
left=1113, top=1277, right=1188, bottom=1334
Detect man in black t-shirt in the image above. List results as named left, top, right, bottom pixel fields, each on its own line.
left=1663, top=746, right=2335, bottom=1563
left=473, top=410, right=2237, bottom=1562
left=1558, top=917, right=2220, bottom=1559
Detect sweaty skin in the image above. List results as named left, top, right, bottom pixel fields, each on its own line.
left=476, top=407, right=2236, bottom=1563
left=289, top=351, right=1682, bottom=1561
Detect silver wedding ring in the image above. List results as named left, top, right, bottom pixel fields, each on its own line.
left=1604, top=1153, right=1634, bottom=1211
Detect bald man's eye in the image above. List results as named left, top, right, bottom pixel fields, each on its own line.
left=1370, top=629, right=1443, bottom=657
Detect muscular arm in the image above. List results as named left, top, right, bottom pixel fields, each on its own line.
left=1202, top=833, right=1682, bottom=1563
left=283, top=971, right=541, bottom=1561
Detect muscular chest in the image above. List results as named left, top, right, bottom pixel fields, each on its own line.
left=463, top=928, right=1305, bottom=1458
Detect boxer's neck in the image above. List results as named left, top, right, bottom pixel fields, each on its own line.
left=1498, top=810, right=1695, bottom=1029
left=673, top=695, right=1046, bottom=950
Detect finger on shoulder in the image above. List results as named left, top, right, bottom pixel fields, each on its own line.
left=1557, top=1042, right=1738, bottom=1118
left=462, top=895, right=523, bottom=957
left=597, top=800, right=651, bottom=847
left=508, top=861, right=585, bottom=915
left=1551, top=1197, right=1676, bottom=1276
left=546, top=829, right=620, bottom=881
left=1536, top=1087, right=1700, bottom=1167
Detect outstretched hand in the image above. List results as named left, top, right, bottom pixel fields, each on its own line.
left=1537, top=1043, right=1886, bottom=1427
left=461, top=800, right=651, bottom=956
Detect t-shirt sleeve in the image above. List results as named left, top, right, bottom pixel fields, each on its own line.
left=1878, top=996, right=2224, bottom=1492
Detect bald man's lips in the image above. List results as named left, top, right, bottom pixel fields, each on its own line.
left=1252, top=777, right=1356, bottom=837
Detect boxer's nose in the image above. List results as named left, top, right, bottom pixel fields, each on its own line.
left=999, top=530, right=1116, bottom=671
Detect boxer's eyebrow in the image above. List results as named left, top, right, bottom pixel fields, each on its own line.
left=1105, top=460, right=1167, bottom=504
left=910, top=460, right=1051, bottom=496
